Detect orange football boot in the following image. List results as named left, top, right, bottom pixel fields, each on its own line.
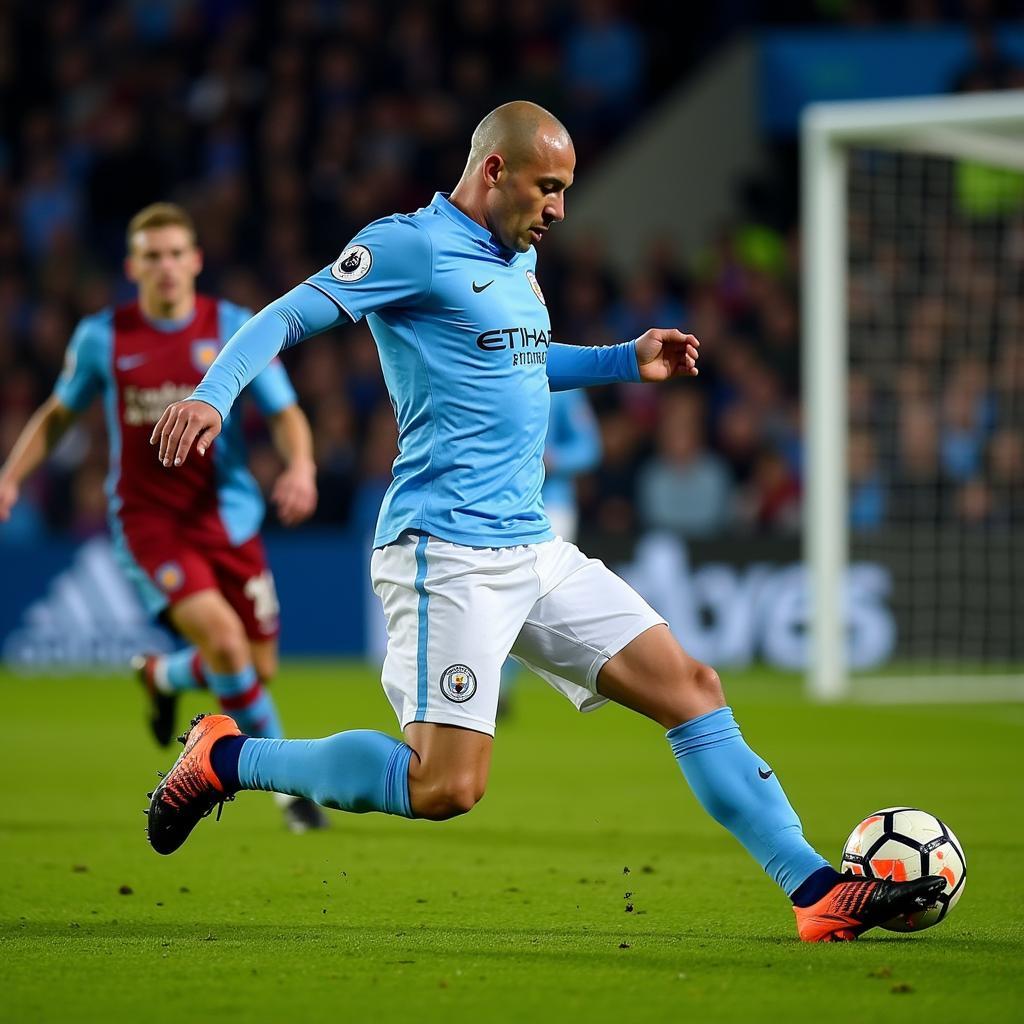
left=794, top=874, right=947, bottom=941
left=145, top=713, right=241, bottom=855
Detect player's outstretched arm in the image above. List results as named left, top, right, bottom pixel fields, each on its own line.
left=0, top=396, right=78, bottom=521
left=545, top=329, right=699, bottom=392
left=634, top=328, right=700, bottom=382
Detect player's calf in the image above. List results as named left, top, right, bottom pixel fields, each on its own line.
left=601, top=628, right=842, bottom=924
left=207, top=665, right=283, bottom=738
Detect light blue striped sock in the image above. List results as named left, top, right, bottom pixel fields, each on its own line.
left=205, top=664, right=283, bottom=739
left=237, top=731, right=414, bottom=817
left=161, top=648, right=204, bottom=691
left=667, top=706, right=828, bottom=895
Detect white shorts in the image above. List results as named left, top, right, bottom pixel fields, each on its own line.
left=370, top=533, right=666, bottom=736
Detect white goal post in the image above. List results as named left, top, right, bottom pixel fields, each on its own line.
left=801, top=90, right=1024, bottom=702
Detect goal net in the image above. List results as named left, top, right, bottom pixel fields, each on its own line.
left=802, top=91, right=1024, bottom=702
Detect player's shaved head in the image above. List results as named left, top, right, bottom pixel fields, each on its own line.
left=466, top=101, right=571, bottom=172
left=452, top=101, right=575, bottom=253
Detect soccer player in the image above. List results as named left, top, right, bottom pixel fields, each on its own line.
left=145, top=104, right=943, bottom=939
left=0, top=202, right=326, bottom=833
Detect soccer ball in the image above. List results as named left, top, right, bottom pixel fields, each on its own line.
left=841, top=807, right=966, bottom=931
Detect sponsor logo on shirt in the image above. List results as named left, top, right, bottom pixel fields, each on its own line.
left=475, top=327, right=551, bottom=351
left=123, top=383, right=195, bottom=425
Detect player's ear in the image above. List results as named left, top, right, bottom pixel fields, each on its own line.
left=481, top=153, right=504, bottom=189
left=190, top=246, right=204, bottom=277
left=124, top=255, right=138, bottom=284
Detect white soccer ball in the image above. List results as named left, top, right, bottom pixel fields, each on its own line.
left=841, top=807, right=966, bottom=931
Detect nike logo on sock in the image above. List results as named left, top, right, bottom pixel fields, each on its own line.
left=758, top=767, right=774, bottom=779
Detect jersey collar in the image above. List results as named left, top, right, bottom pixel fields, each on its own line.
left=430, top=192, right=520, bottom=263
left=140, top=307, right=197, bottom=333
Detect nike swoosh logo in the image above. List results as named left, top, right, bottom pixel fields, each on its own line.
left=116, top=353, right=149, bottom=370
left=758, top=767, right=774, bottom=780
left=472, top=280, right=494, bottom=293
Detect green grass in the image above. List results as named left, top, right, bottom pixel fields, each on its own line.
left=1, top=663, right=1022, bottom=1023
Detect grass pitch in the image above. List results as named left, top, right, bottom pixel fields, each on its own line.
left=1, top=663, right=1021, bottom=1023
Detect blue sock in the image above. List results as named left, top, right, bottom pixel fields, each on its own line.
left=790, top=865, right=844, bottom=907
left=205, top=665, right=283, bottom=739
left=667, top=706, right=829, bottom=897
left=162, top=648, right=205, bottom=691
left=210, top=735, right=247, bottom=793
left=236, top=730, right=414, bottom=817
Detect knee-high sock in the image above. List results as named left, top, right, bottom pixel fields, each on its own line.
left=234, top=731, right=414, bottom=817
left=668, top=706, right=828, bottom=895
left=205, top=665, right=283, bottom=739
left=153, top=648, right=206, bottom=693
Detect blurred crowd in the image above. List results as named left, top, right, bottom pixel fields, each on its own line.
left=1, top=0, right=1022, bottom=545
left=846, top=151, right=1024, bottom=534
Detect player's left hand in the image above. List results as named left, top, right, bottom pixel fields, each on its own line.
left=634, top=329, right=700, bottom=382
left=272, top=460, right=318, bottom=526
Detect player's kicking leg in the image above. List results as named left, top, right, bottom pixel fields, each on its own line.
left=595, top=624, right=945, bottom=942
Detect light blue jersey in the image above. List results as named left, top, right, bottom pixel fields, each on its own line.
left=193, top=193, right=639, bottom=548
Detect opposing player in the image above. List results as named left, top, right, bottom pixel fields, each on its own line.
left=146, top=105, right=943, bottom=938
left=0, top=202, right=326, bottom=832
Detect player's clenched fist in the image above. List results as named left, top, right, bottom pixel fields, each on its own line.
left=151, top=399, right=222, bottom=467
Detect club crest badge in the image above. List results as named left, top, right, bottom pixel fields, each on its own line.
left=525, top=270, right=546, bottom=305
left=155, top=561, right=185, bottom=593
left=191, top=339, right=220, bottom=373
left=440, top=664, right=477, bottom=703
left=331, top=244, right=372, bottom=282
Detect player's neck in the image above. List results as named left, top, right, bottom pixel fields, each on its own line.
left=447, top=183, right=489, bottom=235
left=138, top=292, right=196, bottom=325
